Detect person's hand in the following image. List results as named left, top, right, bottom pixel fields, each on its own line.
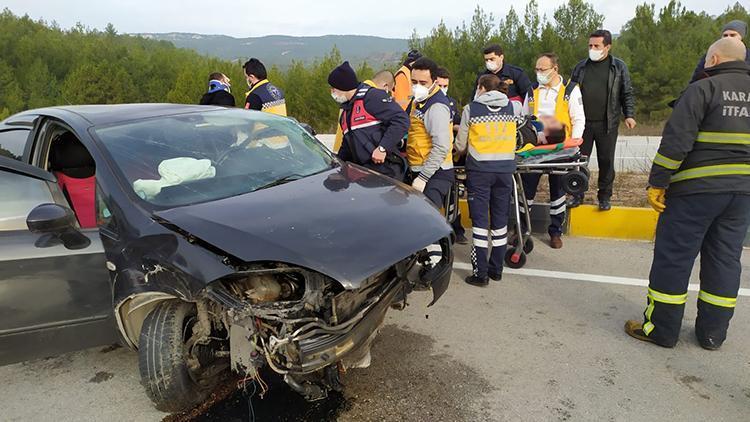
left=647, top=187, right=666, bottom=213
left=371, top=148, right=386, bottom=164
left=625, top=118, right=637, bottom=129
left=412, top=177, right=427, bottom=192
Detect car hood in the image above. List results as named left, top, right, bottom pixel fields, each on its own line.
left=154, top=164, right=451, bottom=289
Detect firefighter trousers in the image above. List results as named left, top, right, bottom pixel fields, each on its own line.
left=644, top=193, right=750, bottom=347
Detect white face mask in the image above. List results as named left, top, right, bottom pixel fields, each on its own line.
left=331, top=92, right=348, bottom=104
left=473, top=88, right=484, bottom=101
left=536, top=70, right=554, bottom=86
left=440, top=87, right=449, bottom=96
left=412, top=83, right=432, bottom=102
left=485, top=60, right=500, bottom=72
left=589, top=48, right=605, bottom=62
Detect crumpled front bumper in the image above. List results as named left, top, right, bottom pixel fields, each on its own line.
left=295, top=237, right=453, bottom=373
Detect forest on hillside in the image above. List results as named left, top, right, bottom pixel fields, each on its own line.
left=0, top=0, right=748, bottom=132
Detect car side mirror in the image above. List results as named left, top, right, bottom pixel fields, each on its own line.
left=26, top=203, right=91, bottom=250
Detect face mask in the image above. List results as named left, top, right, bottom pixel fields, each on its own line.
left=485, top=60, right=499, bottom=72
left=536, top=70, right=554, bottom=86
left=440, top=87, right=448, bottom=96
left=589, top=49, right=605, bottom=62
left=331, top=92, right=348, bottom=104
left=473, top=89, right=484, bottom=101
left=412, top=83, right=432, bottom=102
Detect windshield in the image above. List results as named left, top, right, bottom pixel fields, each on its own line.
left=95, top=109, right=334, bottom=207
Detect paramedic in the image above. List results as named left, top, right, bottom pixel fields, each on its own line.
left=243, top=58, right=287, bottom=116
left=455, top=74, right=517, bottom=286
left=625, top=38, right=750, bottom=350
left=521, top=53, right=585, bottom=249
left=407, top=57, right=455, bottom=267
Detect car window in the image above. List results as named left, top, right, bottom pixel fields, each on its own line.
left=0, top=129, right=30, bottom=161
left=0, top=170, right=55, bottom=231
left=94, top=109, right=335, bottom=208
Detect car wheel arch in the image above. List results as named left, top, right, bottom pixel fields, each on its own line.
left=115, top=292, right=183, bottom=349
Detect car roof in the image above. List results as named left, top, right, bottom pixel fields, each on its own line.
left=20, top=104, right=229, bottom=126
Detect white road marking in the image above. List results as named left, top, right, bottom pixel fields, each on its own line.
left=452, top=262, right=750, bottom=297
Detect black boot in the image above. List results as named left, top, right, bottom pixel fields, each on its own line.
left=465, top=275, right=489, bottom=287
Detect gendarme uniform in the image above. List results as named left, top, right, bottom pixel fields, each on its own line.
left=406, top=86, right=455, bottom=265
left=244, top=79, right=287, bottom=116
left=455, top=90, right=518, bottom=279
left=642, top=60, right=750, bottom=348
left=521, top=78, right=585, bottom=238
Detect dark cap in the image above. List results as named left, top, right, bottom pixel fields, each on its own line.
left=328, top=61, right=359, bottom=91
left=722, top=20, right=747, bottom=39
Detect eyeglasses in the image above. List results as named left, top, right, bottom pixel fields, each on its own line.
left=534, top=67, right=554, bottom=72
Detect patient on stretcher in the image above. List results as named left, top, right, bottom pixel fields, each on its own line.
left=518, top=115, right=567, bottom=146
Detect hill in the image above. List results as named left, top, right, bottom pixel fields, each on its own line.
left=132, top=33, right=410, bottom=67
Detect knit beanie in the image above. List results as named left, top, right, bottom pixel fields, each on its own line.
left=722, top=20, right=747, bottom=39
left=328, top=61, right=359, bottom=91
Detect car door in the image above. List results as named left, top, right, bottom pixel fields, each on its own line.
left=0, top=157, right=116, bottom=366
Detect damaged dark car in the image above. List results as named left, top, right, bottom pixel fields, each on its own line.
left=0, top=104, right=453, bottom=412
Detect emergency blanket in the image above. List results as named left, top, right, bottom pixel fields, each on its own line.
left=133, top=157, right=216, bottom=200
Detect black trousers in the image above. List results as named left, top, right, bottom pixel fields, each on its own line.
left=643, top=193, right=750, bottom=347
left=580, top=120, right=618, bottom=200
left=520, top=173, right=566, bottom=236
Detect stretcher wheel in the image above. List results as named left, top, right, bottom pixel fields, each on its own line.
left=580, top=166, right=590, bottom=179
left=505, top=249, right=527, bottom=269
left=523, top=237, right=534, bottom=254
left=562, top=171, right=588, bottom=196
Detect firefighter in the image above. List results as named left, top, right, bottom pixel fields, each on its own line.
left=625, top=38, right=750, bottom=350
left=243, top=58, right=287, bottom=116
left=455, top=74, right=518, bottom=286
left=521, top=53, right=586, bottom=249
left=329, top=61, right=410, bottom=180
left=406, top=57, right=455, bottom=266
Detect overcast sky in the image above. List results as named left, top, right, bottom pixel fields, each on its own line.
left=0, top=0, right=742, bottom=38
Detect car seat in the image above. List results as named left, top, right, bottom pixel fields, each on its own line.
left=49, top=132, right=97, bottom=228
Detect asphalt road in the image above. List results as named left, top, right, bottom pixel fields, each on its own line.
left=1, top=237, right=748, bottom=421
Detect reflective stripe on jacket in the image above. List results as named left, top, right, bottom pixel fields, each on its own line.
left=649, top=61, right=750, bottom=196
left=465, top=101, right=517, bottom=173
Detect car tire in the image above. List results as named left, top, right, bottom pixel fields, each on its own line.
left=138, top=300, right=212, bottom=412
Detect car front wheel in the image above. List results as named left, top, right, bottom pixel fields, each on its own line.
left=138, top=300, right=221, bottom=412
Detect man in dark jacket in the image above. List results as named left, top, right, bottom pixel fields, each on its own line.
left=474, top=44, right=532, bottom=103
left=199, top=73, right=235, bottom=107
left=570, top=30, right=637, bottom=210
left=625, top=38, right=750, bottom=350
left=328, top=61, right=410, bottom=181
left=436, top=66, right=468, bottom=244
left=690, top=20, right=750, bottom=83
